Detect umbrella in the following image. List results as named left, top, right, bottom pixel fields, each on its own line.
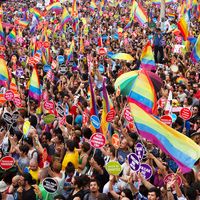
left=114, top=70, right=162, bottom=96
left=110, top=53, right=134, bottom=61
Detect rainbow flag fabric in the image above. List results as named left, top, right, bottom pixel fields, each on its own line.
left=128, top=70, right=157, bottom=114
left=90, top=0, right=97, bottom=12
left=29, top=67, right=41, bottom=101
left=0, top=58, right=9, bottom=87
left=140, top=41, right=156, bottom=71
left=0, top=21, right=5, bottom=45
left=129, top=102, right=200, bottom=173
left=67, top=38, right=75, bottom=62
left=191, top=34, right=200, bottom=63
left=15, top=19, right=29, bottom=28
left=30, top=8, right=43, bottom=21
left=46, top=2, right=62, bottom=13
left=61, top=7, right=71, bottom=28
left=7, top=28, right=16, bottom=43
left=101, top=79, right=113, bottom=136
left=134, top=3, right=148, bottom=26
left=177, top=15, right=189, bottom=40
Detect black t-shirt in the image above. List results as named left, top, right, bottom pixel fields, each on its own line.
left=22, top=187, right=36, bottom=200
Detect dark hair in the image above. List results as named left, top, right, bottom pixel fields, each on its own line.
left=56, top=134, right=64, bottom=143
left=65, top=162, right=75, bottom=174
left=66, top=140, right=75, bottom=152
left=82, top=127, right=92, bottom=139
left=19, top=144, right=29, bottom=154
left=90, top=179, right=100, bottom=187
left=54, top=195, right=66, bottom=200
left=74, top=176, right=84, bottom=189
left=43, top=132, right=52, bottom=141
left=29, top=115, right=38, bottom=128
left=0, top=119, right=7, bottom=130
left=23, top=173, right=33, bottom=185
left=82, top=142, right=90, bottom=153
left=122, top=188, right=133, bottom=199
left=93, top=155, right=105, bottom=168
left=24, top=136, right=33, bottom=146
left=108, top=145, right=115, bottom=157
left=148, top=187, right=161, bottom=198
left=53, top=128, right=62, bottom=135
left=186, top=187, right=198, bottom=200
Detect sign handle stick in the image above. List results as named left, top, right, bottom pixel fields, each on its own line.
left=45, top=192, right=49, bottom=200
left=119, top=102, right=127, bottom=121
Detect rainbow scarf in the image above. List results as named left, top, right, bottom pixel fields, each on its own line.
left=191, top=34, right=200, bottom=63
left=61, top=7, right=71, bottom=28
left=177, top=14, right=189, bottom=40
left=29, top=66, right=41, bottom=101
left=134, top=3, right=148, bottom=26
left=101, top=79, right=113, bottom=137
left=7, top=28, right=16, bottom=43
left=0, top=58, right=9, bottom=87
left=0, top=21, right=5, bottom=45
left=129, top=102, right=200, bottom=173
left=128, top=70, right=157, bottom=114
left=140, top=41, right=156, bottom=71
left=46, top=2, right=62, bottom=13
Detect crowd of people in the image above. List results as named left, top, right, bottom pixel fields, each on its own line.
left=0, top=0, right=200, bottom=199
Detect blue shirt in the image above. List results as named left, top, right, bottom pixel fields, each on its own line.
left=153, top=33, right=164, bottom=47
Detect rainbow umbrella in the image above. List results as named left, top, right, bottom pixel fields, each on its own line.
left=110, top=53, right=134, bottom=61
left=114, top=70, right=162, bottom=96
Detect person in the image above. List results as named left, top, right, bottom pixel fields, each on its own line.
left=84, top=179, right=109, bottom=200
left=147, top=187, right=161, bottom=200
left=17, top=173, right=36, bottom=200
left=153, top=28, right=164, bottom=64
left=8, top=175, right=20, bottom=200
left=0, top=180, right=14, bottom=200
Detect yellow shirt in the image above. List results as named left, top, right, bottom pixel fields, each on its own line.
left=62, top=150, right=79, bottom=170
left=29, top=168, right=40, bottom=184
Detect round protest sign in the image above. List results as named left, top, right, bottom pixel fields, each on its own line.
left=139, top=163, right=153, bottom=180
left=3, top=112, right=13, bottom=125
left=42, top=178, right=58, bottom=194
left=43, top=114, right=56, bottom=124
left=90, top=115, right=100, bottom=129
left=4, top=90, right=15, bottom=101
left=57, top=55, right=65, bottom=64
left=16, top=68, right=24, bottom=78
left=98, top=47, right=107, bottom=56
left=105, top=161, right=122, bottom=176
left=43, top=64, right=51, bottom=72
left=160, top=115, right=172, bottom=126
left=0, top=156, right=15, bottom=170
left=124, top=108, right=133, bottom=122
left=14, top=97, right=22, bottom=108
left=106, top=110, right=116, bottom=122
left=111, top=133, right=120, bottom=149
left=43, top=41, right=50, bottom=48
left=164, top=173, right=182, bottom=188
left=128, top=153, right=140, bottom=172
left=90, top=133, right=106, bottom=149
left=44, top=101, right=54, bottom=111
left=180, top=108, right=192, bottom=120
left=135, top=143, right=144, bottom=160
left=56, top=105, right=65, bottom=117
left=23, top=120, right=31, bottom=135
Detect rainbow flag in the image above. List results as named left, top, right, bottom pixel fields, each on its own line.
left=140, top=41, right=156, bottom=71
left=46, top=2, right=62, bottom=13
left=0, top=58, right=9, bottom=87
left=191, top=34, right=200, bottom=63
left=134, top=3, right=148, bottom=26
left=129, top=102, right=200, bottom=173
left=67, top=38, right=75, bottom=62
left=0, top=21, right=5, bottom=45
left=90, top=0, right=97, bottom=12
left=15, top=19, right=29, bottom=28
left=128, top=70, right=157, bottom=114
left=29, top=66, right=41, bottom=101
left=71, top=0, right=79, bottom=33
left=101, top=79, right=113, bottom=136
left=89, top=76, right=100, bottom=133
left=152, top=0, right=174, bottom=5
left=10, top=77, right=18, bottom=94
left=30, top=8, right=43, bottom=21
left=177, top=15, right=189, bottom=40
left=61, top=7, right=71, bottom=28
left=7, top=28, right=17, bottom=43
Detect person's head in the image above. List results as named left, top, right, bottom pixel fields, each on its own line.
left=55, top=134, right=64, bottom=144
left=120, top=138, right=128, bottom=150
left=147, top=187, right=160, bottom=200
left=51, top=161, right=62, bottom=173
left=81, top=142, right=90, bottom=153
left=66, top=140, right=75, bottom=152
left=29, top=159, right=38, bottom=171
left=65, top=162, right=75, bottom=177
left=89, top=179, right=100, bottom=193
left=20, top=173, right=33, bottom=187
left=192, top=106, right=199, bottom=115
left=41, top=132, right=52, bottom=144
left=11, top=175, right=20, bottom=188
left=120, top=189, right=133, bottom=199
left=0, top=119, right=7, bottom=137
left=0, top=180, right=8, bottom=197
left=72, top=176, right=84, bottom=189
left=19, top=144, right=29, bottom=156
left=23, top=136, right=33, bottom=147
left=107, top=145, right=116, bottom=157
left=54, top=195, right=66, bottom=200
left=186, top=187, right=198, bottom=200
